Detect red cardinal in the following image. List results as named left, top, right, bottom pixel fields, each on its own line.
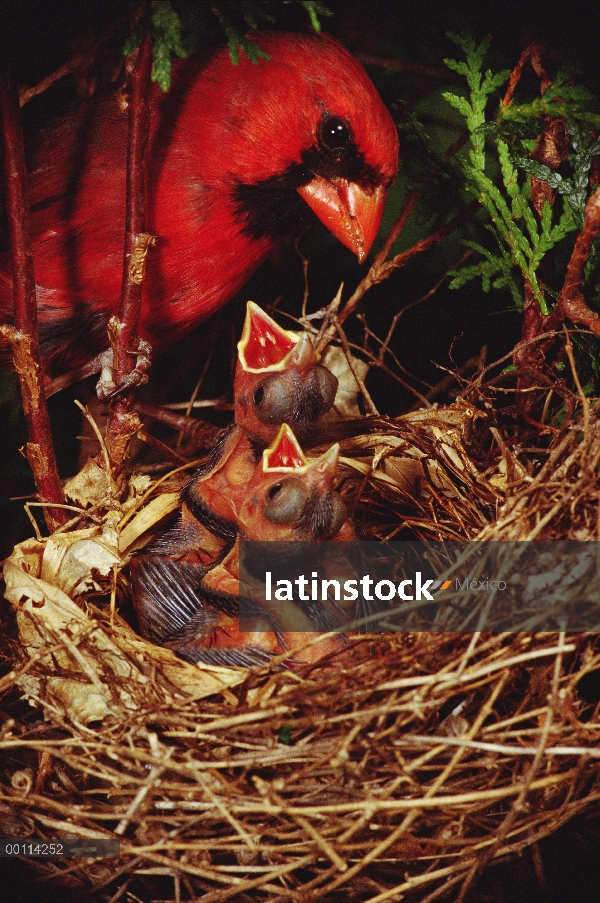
left=150, top=302, right=339, bottom=566
left=0, top=33, right=399, bottom=378
left=131, top=425, right=349, bottom=667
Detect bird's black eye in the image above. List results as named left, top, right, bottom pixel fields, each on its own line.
left=253, top=374, right=294, bottom=423
left=318, top=116, right=352, bottom=152
left=264, top=478, right=308, bottom=524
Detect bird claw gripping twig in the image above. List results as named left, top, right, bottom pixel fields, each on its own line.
left=95, top=337, right=152, bottom=400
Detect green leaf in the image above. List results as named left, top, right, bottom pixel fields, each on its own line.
left=151, top=1, right=186, bottom=57
left=444, top=59, right=472, bottom=78
left=482, top=68, right=510, bottom=94
left=501, top=98, right=600, bottom=129
left=122, top=1, right=199, bottom=91
left=514, top=157, right=565, bottom=191
left=449, top=239, right=523, bottom=307
left=123, top=26, right=144, bottom=58
left=441, top=91, right=471, bottom=119
left=218, top=14, right=270, bottom=66
left=148, top=0, right=192, bottom=90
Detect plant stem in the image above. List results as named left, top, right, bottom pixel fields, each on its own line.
left=105, top=32, right=155, bottom=471
left=337, top=197, right=478, bottom=329
left=558, top=187, right=600, bottom=336
left=0, top=68, right=67, bottom=530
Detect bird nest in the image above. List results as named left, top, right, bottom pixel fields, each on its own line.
left=2, top=386, right=600, bottom=902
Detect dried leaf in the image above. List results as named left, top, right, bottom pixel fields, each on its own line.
left=41, top=531, right=122, bottom=597
left=3, top=535, right=245, bottom=725
left=63, top=458, right=115, bottom=508
left=118, top=491, right=179, bottom=554
left=322, top=345, right=368, bottom=417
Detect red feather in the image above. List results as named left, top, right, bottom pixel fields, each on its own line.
left=1, top=33, right=398, bottom=376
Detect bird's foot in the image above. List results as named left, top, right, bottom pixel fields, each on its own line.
left=95, top=338, right=152, bottom=400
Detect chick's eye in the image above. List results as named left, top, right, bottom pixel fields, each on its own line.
left=253, top=374, right=294, bottom=424
left=264, top=478, right=308, bottom=524
left=318, top=116, right=352, bottom=151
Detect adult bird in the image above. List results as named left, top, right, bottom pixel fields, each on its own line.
left=0, top=32, right=399, bottom=381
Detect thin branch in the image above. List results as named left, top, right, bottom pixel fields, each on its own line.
left=336, top=198, right=479, bottom=329
left=455, top=635, right=563, bottom=903
left=332, top=317, right=379, bottom=415
left=18, top=30, right=119, bottom=108
left=105, top=31, right=155, bottom=471
left=557, top=187, right=600, bottom=336
left=502, top=41, right=554, bottom=107
left=0, top=67, right=67, bottom=530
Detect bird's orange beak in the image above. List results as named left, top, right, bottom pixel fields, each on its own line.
left=297, top=178, right=386, bottom=263
left=306, top=442, right=340, bottom=492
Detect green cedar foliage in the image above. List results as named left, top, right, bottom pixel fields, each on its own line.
left=443, top=32, right=600, bottom=321
left=123, top=1, right=333, bottom=91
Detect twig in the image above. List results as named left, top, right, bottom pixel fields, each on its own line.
left=502, top=41, right=554, bottom=107
left=74, top=399, right=113, bottom=479
left=332, top=317, right=379, bottom=415
left=105, top=31, right=155, bottom=471
left=307, top=675, right=509, bottom=900
left=182, top=346, right=214, bottom=421
left=336, top=198, right=479, bottom=329
left=0, top=67, right=67, bottom=530
left=563, top=325, right=591, bottom=444
left=135, top=429, right=190, bottom=465
left=557, top=187, right=600, bottom=336
left=455, top=635, right=563, bottom=902
left=18, top=28, right=121, bottom=107
left=331, top=190, right=419, bottom=331
left=357, top=258, right=472, bottom=407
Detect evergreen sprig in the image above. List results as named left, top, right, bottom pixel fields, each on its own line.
left=123, top=1, right=200, bottom=91
left=149, top=1, right=196, bottom=90
left=124, top=1, right=333, bottom=90
left=500, top=71, right=600, bottom=130
left=442, top=31, right=594, bottom=317
left=295, top=2, right=333, bottom=33
left=443, top=33, right=509, bottom=172
left=515, top=123, right=600, bottom=227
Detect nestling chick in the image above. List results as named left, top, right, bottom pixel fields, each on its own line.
left=131, top=425, right=352, bottom=667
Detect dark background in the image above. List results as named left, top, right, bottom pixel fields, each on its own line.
left=1, top=1, right=600, bottom=900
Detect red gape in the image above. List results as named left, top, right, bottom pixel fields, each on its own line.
left=0, top=33, right=398, bottom=378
